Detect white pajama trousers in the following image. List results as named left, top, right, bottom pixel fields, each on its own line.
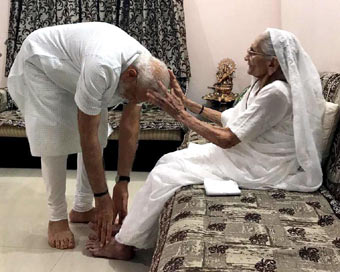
left=41, top=153, right=94, bottom=221
left=115, top=144, right=226, bottom=249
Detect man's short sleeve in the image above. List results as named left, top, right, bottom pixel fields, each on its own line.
left=228, top=87, right=290, bottom=142
left=75, top=57, right=119, bottom=115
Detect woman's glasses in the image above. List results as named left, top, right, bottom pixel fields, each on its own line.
left=247, top=48, right=274, bottom=57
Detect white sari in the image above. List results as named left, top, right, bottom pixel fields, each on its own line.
left=115, top=29, right=325, bottom=249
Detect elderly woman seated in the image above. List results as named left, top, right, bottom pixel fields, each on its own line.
left=86, top=28, right=325, bottom=260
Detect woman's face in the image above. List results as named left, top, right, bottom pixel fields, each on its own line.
left=244, top=35, right=271, bottom=78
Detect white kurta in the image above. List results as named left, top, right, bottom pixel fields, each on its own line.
left=116, top=80, right=307, bottom=249
left=8, top=22, right=149, bottom=156
left=219, top=80, right=300, bottom=189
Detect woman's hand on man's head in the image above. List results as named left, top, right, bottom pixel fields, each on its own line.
left=146, top=80, right=186, bottom=122
left=168, top=70, right=188, bottom=105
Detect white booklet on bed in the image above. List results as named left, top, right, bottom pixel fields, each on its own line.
left=204, top=178, right=241, bottom=196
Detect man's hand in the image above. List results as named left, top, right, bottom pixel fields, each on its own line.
left=112, top=182, right=129, bottom=224
left=94, top=194, right=114, bottom=247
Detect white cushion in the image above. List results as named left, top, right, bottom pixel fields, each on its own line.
left=322, top=101, right=340, bottom=160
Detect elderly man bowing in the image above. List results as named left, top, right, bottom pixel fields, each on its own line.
left=8, top=22, right=169, bottom=250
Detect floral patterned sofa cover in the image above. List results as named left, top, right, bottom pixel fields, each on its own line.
left=150, top=72, right=340, bottom=272
left=0, top=92, right=184, bottom=142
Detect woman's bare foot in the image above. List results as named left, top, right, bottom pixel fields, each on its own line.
left=48, top=220, right=75, bottom=249
left=69, top=208, right=96, bottom=223
left=88, top=232, right=98, bottom=241
left=86, top=237, right=134, bottom=260
left=88, top=222, right=121, bottom=240
left=88, top=221, right=97, bottom=232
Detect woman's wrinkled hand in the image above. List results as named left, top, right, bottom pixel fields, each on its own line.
left=147, top=70, right=186, bottom=122
left=168, top=70, right=187, bottom=104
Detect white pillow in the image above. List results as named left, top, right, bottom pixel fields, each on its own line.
left=321, top=101, right=340, bottom=160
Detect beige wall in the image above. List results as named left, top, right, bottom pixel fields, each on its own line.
left=183, top=0, right=281, bottom=103
left=184, top=0, right=340, bottom=102
left=281, top=0, right=340, bottom=74
left=0, top=0, right=10, bottom=88
left=0, top=0, right=339, bottom=101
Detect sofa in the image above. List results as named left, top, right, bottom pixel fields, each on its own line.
left=0, top=89, right=184, bottom=170
left=150, top=72, right=340, bottom=272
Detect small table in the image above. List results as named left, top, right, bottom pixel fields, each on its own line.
left=202, top=90, right=237, bottom=112
left=204, top=99, right=235, bottom=112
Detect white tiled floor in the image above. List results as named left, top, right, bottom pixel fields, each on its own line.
left=0, top=168, right=153, bottom=272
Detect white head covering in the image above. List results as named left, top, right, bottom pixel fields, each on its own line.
left=267, top=28, right=325, bottom=191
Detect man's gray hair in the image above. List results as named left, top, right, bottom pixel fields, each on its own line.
left=132, top=53, right=170, bottom=91
left=259, top=31, right=276, bottom=58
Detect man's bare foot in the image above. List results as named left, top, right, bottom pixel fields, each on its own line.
left=88, top=222, right=121, bottom=241
left=86, top=237, right=134, bottom=260
left=48, top=220, right=75, bottom=249
left=69, top=208, right=96, bottom=223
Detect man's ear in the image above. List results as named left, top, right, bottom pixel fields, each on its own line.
left=122, top=67, right=138, bottom=82
left=128, top=68, right=138, bottom=78
left=268, top=57, right=280, bottom=76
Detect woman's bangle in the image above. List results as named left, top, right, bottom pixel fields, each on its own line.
left=94, top=189, right=109, bottom=198
left=198, top=105, right=205, bottom=115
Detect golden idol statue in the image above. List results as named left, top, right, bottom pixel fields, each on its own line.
left=203, top=58, right=237, bottom=104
